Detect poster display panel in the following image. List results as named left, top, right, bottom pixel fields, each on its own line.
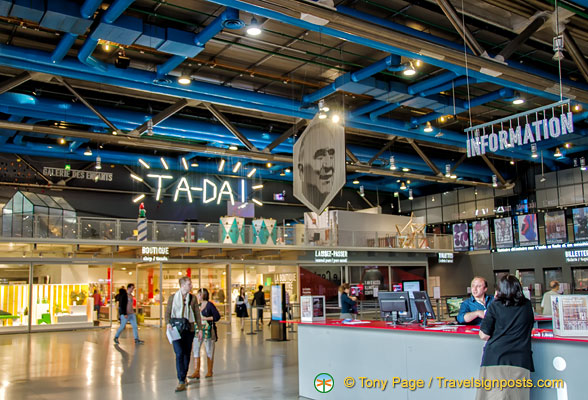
left=573, top=207, right=588, bottom=242
left=472, top=220, right=490, bottom=250
left=494, top=217, right=514, bottom=248
left=517, top=214, right=538, bottom=246
left=544, top=210, right=567, bottom=245
left=452, top=222, right=469, bottom=252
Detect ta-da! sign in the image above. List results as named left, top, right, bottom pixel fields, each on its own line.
left=464, top=100, right=574, bottom=158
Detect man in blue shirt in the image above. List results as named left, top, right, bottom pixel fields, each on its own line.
left=457, top=277, right=493, bottom=325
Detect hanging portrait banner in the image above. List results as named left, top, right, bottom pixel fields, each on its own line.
left=464, top=100, right=573, bottom=158
left=293, top=114, right=345, bottom=215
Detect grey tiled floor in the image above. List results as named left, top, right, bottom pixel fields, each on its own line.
left=0, top=321, right=299, bottom=399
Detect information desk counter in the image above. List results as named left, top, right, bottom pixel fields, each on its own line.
left=295, top=319, right=587, bottom=400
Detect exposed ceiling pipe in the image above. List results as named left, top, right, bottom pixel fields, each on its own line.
left=129, top=99, right=197, bottom=136
left=433, top=0, right=486, bottom=56
left=495, top=14, right=549, bottom=62
left=563, top=31, right=588, bottom=84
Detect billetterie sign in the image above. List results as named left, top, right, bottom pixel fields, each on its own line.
left=466, top=112, right=573, bottom=158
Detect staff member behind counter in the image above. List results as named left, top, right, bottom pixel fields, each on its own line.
left=457, top=277, right=493, bottom=325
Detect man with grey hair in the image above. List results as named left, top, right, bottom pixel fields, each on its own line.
left=541, top=280, right=560, bottom=315
left=165, top=276, right=203, bottom=392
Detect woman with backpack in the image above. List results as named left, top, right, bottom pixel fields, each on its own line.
left=189, top=288, right=221, bottom=379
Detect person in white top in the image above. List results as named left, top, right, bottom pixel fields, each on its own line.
left=541, top=280, right=560, bottom=316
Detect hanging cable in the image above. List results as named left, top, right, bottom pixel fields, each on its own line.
left=461, top=0, right=474, bottom=130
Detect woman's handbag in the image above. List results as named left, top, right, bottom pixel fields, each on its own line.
left=169, top=317, right=189, bottom=334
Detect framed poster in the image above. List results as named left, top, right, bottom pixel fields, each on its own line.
left=517, top=214, right=538, bottom=246
left=472, top=220, right=490, bottom=250
left=573, top=207, right=588, bottom=242
left=452, top=222, right=469, bottom=252
left=494, top=217, right=513, bottom=248
left=544, top=210, right=567, bottom=245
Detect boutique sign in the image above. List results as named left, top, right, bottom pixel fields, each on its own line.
left=464, top=100, right=573, bottom=158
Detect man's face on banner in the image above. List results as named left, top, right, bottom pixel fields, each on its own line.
left=304, top=144, right=335, bottom=194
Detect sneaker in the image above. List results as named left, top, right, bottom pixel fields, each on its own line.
left=113, top=337, right=119, bottom=344
left=175, top=382, right=186, bottom=392
left=135, top=339, right=144, bottom=344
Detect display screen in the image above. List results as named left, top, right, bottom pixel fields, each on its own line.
left=452, top=222, right=469, bottom=252
left=446, top=298, right=464, bottom=318
left=271, top=285, right=282, bottom=321
left=313, top=296, right=325, bottom=317
left=517, top=214, right=538, bottom=246
left=350, top=285, right=362, bottom=297
left=545, top=210, right=567, bottom=245
left=402, top=280, right=423, bottom=293
left=573, top=207, right=588, bottom=242
left=494, top=217, right=513, bottom=248
left=472, top=220, right=490, bottom=250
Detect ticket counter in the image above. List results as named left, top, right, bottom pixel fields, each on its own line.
left=296, top=320, right=586, bottom=399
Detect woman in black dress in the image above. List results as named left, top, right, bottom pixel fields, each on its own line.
left=235, top=287, right=248, bottom=331
left=477, top=274, right=534, bottom=400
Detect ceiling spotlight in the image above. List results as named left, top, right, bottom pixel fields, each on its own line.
left=408, top=189, right=413, bottom=200
left=178, top=75, right=191, bottom=85
left=251, top=198, right=263, bottom=206
left=573, top=104, right=582, bottom=112
left=229, top=145, right=238, bottom=150
left=554, top=147, right=563, bottom=158
left=450, top=174, right=457, bottom=179
left=132, top=194, right=145, bottom=203
left=112, top=130, right=118, bottom=135
left=445, top=164, right=451, bottom=178
left=510, top=159, right=515, bottom=165
left=95, top=155, right=102, bottom=170
left=247, top=17, right=261, bottom=36
left=359, top=185, right=365, bottom=197
left=285, top=168, right=291, bottom=173
left=102, top=42, right=111, bottom=52
left=402, top=167, right=410, bottom=172
left=400, top=181, right=407, bottom=190
left=403, top=62, right=416, bottom=76
left=331, top=114, right=340, bottom=123
left=83, top=147, right=92, bottom=156
left=58, top=137, right=66, bottom=145
left=138, top=158, right=151, bottom=169
left=424, top=121, right=433, bottom=133
left=130, top=173, right=143, bottom=182
left=581, top=157, right=587, bottom=171
left=218, top=159, right=225, bottom=172
left=252, top=184, right=264, bottom=190
left=266, top=162, right=272, bottom=168
left=160, top=157, right=169, bottom=170
left=280, top=171, right=286, bottom=176
left=191, top=162, right=199, bottom=167
left=181, top=157, right=189, bottom=170
left=352, top=179, right=360, bottom=185
left=389, top=155, right=397, bottom=170
left=247, top=168, right=257, bottom=178
left=531, top=143, right=538, bottom=158
left=233, top=161, right=242, bottom=173
left=564, top=142, right=572, bottom=149
left=115, top=51, right=130, bottom=69
left=318, top=111, right=327, bottom=119
left=492, top=174, right=498, bottom=187
left=513, top=98, right=525, bottom=105
left=439, top=115, right=447, bottom=123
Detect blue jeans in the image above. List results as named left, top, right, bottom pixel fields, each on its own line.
left=172, top=330, right=195, bottom=383
left=115, top=313, right=139, bottom=340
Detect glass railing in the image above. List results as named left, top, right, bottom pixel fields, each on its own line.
left=0, top=215, right=452, bottom=250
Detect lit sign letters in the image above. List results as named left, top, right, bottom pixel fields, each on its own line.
left=438, top=252, right=454, bottom=263
left=142, top=246, right=169, bottom=262
left=43, top=166, right=113, bottom=182
left=314, top=250, right=348, bottom=263
left=145, top=174, right=245, bottom=205
left=565, top=250, right=588, bottom=263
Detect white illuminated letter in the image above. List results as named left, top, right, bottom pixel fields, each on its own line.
left=147, top=174, right=173, bottom=201
left=203, top=179, right=218, bottom=204
left=174, top=177, right=193, bottom=203
left=217, top=181, right=235, bottom=205
left=240, top=179, right=246, bottom=203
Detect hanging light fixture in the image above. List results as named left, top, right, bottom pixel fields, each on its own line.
left=554, top=148, right=563, bottom=158
left=177, top=75, right=191, bottom=85
left=540, top=151, right=546, bottom=182
left=512, top=97, right=525, bottom=105
left=247, top=17, right=261, bottom=36
left=318, top=99, right=328, bottom=119
left=403, top=62, right=416, bottom=76
left=408, top=189, right=413, bottom=200
left=510, top=159, right=515, bottom=165
left=229, top=145, right=238, bottom=151
left=389, top=155, right=397, bottom=170
left=445, top=164, right=451, bottom=178
left=400, top=181, right=407, bottom=190
left=531, top=143, right=538, bottom=158
left=359, top=185, right=365, bottom=197
left=95, top=155, right=102, bottom=170
left=581, top=157, right=587, bottom=171
left=352, top=179, right=360, bottom=185
left=424, top=121, right=433, bottom=133
left=83, top=147, right=92, bottom=156
left=331, top=114, right=340, bottom=123
left=492, top=174, right=498, bottom=187
left=552, top=35, right=565, bottom=61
